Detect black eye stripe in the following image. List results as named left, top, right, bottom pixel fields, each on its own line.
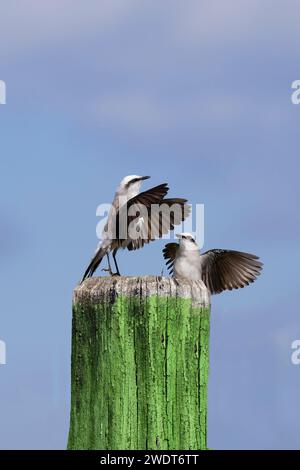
left=182, top=235, right=195, bottom=242
left=125, top=178, right=139, bottom=188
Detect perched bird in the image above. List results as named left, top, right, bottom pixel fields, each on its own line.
left=163, top=233, right=263, bottom=294
left=82, top=175, right=190, bottom=281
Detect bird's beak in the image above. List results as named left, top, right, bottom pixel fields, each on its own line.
left=176, top=233, right=182, bottom=239
left=140, top=176, right=150, bottom=181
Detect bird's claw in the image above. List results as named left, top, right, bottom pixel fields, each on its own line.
left=102, top=268, right=114, bottom=276
left=102, top=268, right=120, bottom=277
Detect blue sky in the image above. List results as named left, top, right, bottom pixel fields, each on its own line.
left=0, top=0, right=300, bottom=449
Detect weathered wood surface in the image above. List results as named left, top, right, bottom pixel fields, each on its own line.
left=68, top=276, right=211, bottom=450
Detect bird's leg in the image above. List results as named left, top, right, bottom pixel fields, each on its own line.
left=112, top=249, right=121, bottom=276
left=101, top=253, right=114, bottom=276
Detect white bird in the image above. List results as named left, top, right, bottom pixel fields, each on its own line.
left=163, top=233, right=263, bottom=294
left=82, top=175, right=190, bottom=281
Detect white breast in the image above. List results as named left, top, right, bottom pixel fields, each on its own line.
left=173, top=250, right=202, bottom=281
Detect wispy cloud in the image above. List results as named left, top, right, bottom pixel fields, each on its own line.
left=0, top=0, right=137, bottom=56
left=0, top=1, right=296, bottom=135
left=1, top=0, right=299, bottom=56
left=87, top=90, right=290, bottom=135
left=170, top=0, right=300, bottom=48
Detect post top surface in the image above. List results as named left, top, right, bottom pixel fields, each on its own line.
left=73, top=276, right=210, bottom=308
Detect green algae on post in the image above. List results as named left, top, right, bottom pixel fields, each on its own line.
left=68, top=276, right=211, bottom=450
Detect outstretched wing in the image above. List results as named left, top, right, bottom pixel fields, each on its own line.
left=162, top=242, right=179, bottom=275
left=115, top=184, right=190, bottom=251
left=200, top=249, right=263, bottom=294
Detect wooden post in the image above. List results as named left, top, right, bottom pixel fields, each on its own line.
left=68, top=276, right=211, bottom=450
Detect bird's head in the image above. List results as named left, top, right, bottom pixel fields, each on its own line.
left=176, top=232, right=198, bottom=251
left=117, top=175, right=150, bottom=198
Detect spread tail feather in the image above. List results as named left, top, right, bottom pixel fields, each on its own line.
left=81, top=246, right=108, bottom=283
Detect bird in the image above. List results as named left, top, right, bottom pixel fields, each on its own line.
left=163, top=233, right=263, bottom=294
left=81, top=175, right=191, bottom=282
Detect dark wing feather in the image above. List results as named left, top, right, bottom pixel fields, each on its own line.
left=162, top=243, right=179, bottom=275
left=115, top=183, right=190, bottom=251
left=200, top=249, right=263, bottom=294
left=116, top=184, right=168, bottom=248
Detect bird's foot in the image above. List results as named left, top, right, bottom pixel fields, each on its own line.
left=101, top=267, right=114, bottom=276
left=101, top=268, right=120, bottom=277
